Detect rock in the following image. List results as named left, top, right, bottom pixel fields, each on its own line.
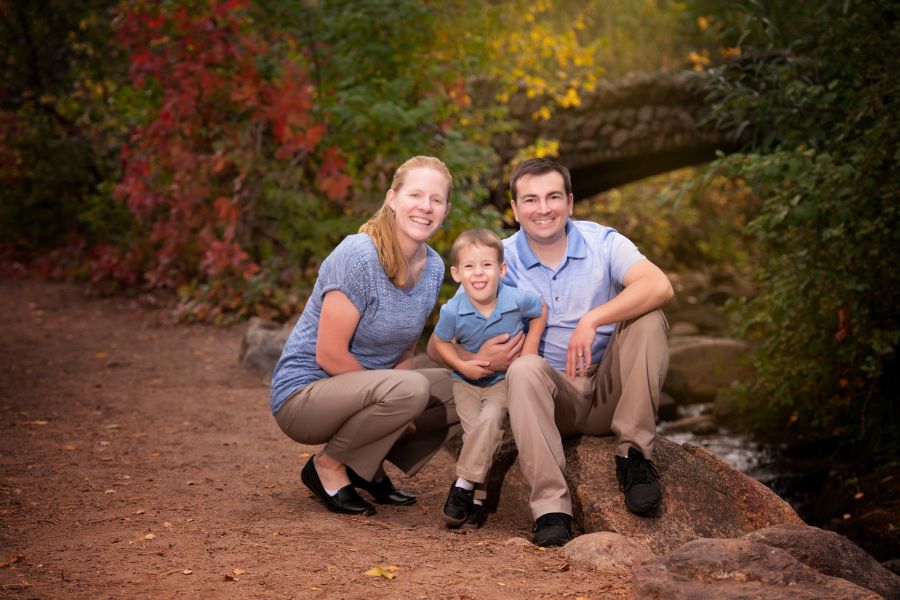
left=563, top=532, right=653, bottom=571
left=667, top=336, right=753, bottom=403
left=659, top=415, right=717, bottom=435
left=632, top=538, right=882, bottom=599
left=743, top=523, right=900, bottom=599
left=669, top=321, right=700, bottom=336
left=713, top=388, right=742, bottom=422
left=663, top=304, right=729, bottom=335
left=885, top=559, right=900, bottom=577
left=496, top=436, right=801, bottom=555
left=239, top=317, right=292, bottom=377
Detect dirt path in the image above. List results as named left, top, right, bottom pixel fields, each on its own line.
left=0, top=278, right=630, bottom=599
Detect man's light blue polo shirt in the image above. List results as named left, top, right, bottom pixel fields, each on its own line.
left=502, top=220, right=645, bottom=373
left=434, top=282, right=543, bottom=387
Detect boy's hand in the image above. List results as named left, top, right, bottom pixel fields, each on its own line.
left=457, top=360, right=493, bottom=381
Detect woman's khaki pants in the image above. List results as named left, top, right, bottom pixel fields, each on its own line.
left=275, top=368, right=460, bottom=481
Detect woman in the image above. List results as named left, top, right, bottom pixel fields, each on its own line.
left=270, top=156, right=459, bottom=515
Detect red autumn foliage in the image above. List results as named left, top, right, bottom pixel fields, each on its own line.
left=111, top=0, right=351, bottom=314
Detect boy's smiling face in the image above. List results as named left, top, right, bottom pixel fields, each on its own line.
left=450, top=243, right=506, bottom=313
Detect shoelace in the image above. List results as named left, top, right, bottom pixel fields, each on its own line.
left=622, top=457, right=660, bottom=491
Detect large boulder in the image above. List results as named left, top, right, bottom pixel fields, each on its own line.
left=665, top=335, right=753, bottom=403
left=744, top=523, right=900, bottom=599
left=632, top=538, right=882, bottom=599
left=496, top=435, right=801, bottom=555
left=239, top=317, right=292, bottom=377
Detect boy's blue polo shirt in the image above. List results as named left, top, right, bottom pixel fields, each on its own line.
left=502, top=220, right=645, bottom=373
left=434, top=282, right=543, bottom=387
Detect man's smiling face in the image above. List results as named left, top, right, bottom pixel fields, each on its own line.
left=510, top=171, right=573, bottom=246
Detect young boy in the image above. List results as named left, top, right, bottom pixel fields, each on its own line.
left=432, top=228, right=547, bottom=528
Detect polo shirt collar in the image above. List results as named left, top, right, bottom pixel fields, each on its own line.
left=514, top=220, right=587, bottom=268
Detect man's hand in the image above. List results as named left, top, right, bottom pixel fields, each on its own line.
left=566, top=316, right=597, bottom=378
left=466, top=331, right=526, bottom=372
left=457, top=360, right=493, bottom=381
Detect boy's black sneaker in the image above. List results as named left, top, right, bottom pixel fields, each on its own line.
left=462, top=502, right=486, bottom=529
left=615, top=447, right=662, bottom=516
left=442, top=484, right=473, bottom=527
left=531, top=512, right=572, bottom=547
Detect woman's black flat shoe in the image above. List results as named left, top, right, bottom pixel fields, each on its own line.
left=347, top=467, right=417, bottom=506
left=300, top=457, right=375, bottom=515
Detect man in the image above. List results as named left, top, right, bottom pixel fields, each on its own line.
left=428, top=157, right=673, bottom=547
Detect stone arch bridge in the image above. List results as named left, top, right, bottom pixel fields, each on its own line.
left=492, top=70, right=740, bottom=204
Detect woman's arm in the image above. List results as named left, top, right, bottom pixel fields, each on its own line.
left=315, top=290, right=365, bottom=375
left=522, top=302, right=548, bottom=355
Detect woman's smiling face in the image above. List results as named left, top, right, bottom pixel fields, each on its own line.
left=387, top=167, right=451, bottom=248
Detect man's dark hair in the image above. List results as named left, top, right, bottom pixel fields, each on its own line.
left=509, top=158, right=572, bottom=202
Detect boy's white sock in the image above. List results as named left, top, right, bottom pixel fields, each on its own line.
left=473, top=498, right=483, bottom=506
left=454, top=477, right=475, bottom=491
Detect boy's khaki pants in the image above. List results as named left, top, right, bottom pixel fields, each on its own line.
left=275, top=368, right=459, bottom=481
left=506, top=310, right=669, bottom=519
left=453, top=378, right=508, bottom=500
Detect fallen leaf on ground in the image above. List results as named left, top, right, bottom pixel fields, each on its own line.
left=143, top=533, right=156, bottom=540
left=104, top=489, right=116, bottom=494
left=233, top=568, right=245, bottom=575
left=364, top=565, right=398, bottom=580
left=28, top=420, right=49, bottom=426
left=182, top=569, right=192, bottom=575
left=106, top=423, right=121, bottom=430
left=163, top=522, right=172, bottom=528
left=135, top=509, right=145, bottom=515
left=0, top=555, right=22, bottom=568
left=63, top=444, right=77, bottom=451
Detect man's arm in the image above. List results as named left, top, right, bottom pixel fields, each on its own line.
left=522, top=302, right=548, bottom=355
left=431, top=337, right=493, bottom=381
left=427, top=330, right=525, bottom=372
left=566, top=259, right=673, bottom=377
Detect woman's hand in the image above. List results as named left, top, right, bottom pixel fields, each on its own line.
left=566, top=316, right=597, bottom=378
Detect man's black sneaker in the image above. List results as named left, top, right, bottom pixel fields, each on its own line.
left=531, top=512, right=572, bottom=547
left=615, top=447, right=662, bottom=516
left=462, top=503, right=486, bottom=529
left=442, top=484, right=473, bottom=527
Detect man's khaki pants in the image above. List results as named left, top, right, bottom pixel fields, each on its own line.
left=506, top=310, right=669, bottom=519
left=275, top=368, right=460, bottom=481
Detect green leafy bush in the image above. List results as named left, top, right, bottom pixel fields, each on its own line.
left=700, top=0, right=900, bottom=453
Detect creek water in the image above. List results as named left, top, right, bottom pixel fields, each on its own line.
left=660, top=402, right=822, bottom=511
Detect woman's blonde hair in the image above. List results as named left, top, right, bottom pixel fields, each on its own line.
left=359, top=156, right=452, bottom=289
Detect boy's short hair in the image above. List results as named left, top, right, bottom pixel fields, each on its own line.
left=449, top=228, right=504, bottom=267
